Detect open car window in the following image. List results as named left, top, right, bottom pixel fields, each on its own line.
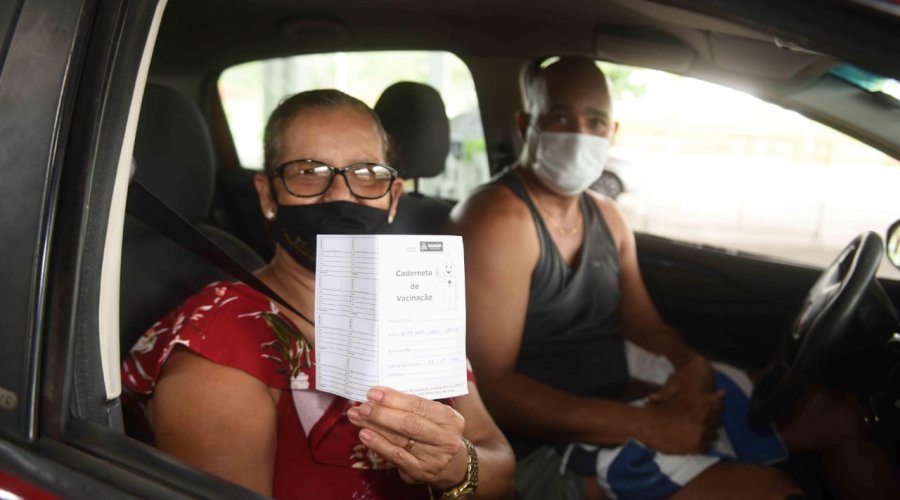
left=219, top=50, right=490, bottom=200
left=600, top=62, right=900, bottom=279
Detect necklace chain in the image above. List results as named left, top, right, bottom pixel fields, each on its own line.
left=521, top=174, right=582, bottom=236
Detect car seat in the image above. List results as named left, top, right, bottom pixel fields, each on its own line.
left=120, top=84, right=264, bottom=362
left=374, top=81, right=455, bottom=235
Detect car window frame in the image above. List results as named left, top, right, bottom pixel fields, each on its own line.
left=0, top=0, right=92, bottom=442
left=2, top=0, right=267, bottom=496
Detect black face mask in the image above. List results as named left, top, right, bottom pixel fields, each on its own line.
left=271, top=200, right=391, bottom=271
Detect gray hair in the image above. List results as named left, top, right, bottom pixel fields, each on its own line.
left=263, top=89, right=389, bottom=175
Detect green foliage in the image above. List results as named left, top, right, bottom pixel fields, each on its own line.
left=462, top=138, right=486, bottom=162
left=261, top=311, right=311, bottom=378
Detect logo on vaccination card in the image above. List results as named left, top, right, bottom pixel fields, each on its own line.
left=419, top=241, right=444, bottom=252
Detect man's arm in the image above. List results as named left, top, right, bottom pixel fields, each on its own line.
left=450, top=187, right=673, bottom=448
left=591, top=192, right=714, bottom=395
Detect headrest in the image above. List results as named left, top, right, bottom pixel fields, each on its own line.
left=375, top=82, right=450, bottom=180
left=133, top=84, right=215, bottom=222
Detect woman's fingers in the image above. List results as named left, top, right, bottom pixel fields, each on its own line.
left=367, top=387, right=465, bottom=428
left=356, top=426, right=464, bottom=485
left=357, top=427, right=429, bottom=482
left=345, top=387, right=469, bottom=486
left=348, top=400, right=461, bottom=450
left=352, top=387, right=465, bottom=446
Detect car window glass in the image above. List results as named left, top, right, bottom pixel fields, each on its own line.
left=598, top=62, right=900, bottom=279
left=219, top=51, right=489, bottom=200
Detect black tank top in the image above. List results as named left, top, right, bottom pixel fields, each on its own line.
left=494, top=169, right=629, bottom=454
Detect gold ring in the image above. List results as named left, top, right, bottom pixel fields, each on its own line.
left=404, top=437, right=416, bottom=452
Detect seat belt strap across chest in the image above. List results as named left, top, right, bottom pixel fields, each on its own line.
left=126, top=181, right=314, bottom=326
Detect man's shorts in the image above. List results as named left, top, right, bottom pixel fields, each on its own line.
left=514, top=343, right=788, bottom=500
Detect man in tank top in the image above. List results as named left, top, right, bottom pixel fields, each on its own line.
left=450, top=57, right=899, bottom=500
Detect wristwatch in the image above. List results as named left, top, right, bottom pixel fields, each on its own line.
left=438, top=437, right=478, bottom=499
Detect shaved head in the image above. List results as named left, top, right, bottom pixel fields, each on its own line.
left=524, top=57, right=614, bottom=121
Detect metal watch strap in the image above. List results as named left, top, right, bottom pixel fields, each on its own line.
left=439, top=437, right=478, bottom=499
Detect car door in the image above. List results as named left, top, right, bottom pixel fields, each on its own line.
left=0, top=1, right=263, bottom=496
left=638, top=234, right=826, bottom=367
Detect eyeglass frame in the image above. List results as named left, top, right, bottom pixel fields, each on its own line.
left=269, top=158, right=398, bottom=200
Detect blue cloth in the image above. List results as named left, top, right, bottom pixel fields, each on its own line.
left=606, top=441, right=683, bottom=499
left=562, top=366, right=788, bottom=500
left=713, top=370, right=787, bottom=464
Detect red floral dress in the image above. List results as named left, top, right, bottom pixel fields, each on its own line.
left=122, top=282, right=472, bottom=499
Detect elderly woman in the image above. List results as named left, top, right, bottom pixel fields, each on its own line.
left=122, top=89, right=515, bottom=499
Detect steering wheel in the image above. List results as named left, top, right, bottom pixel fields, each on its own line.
left=749, top=231, right=885, bottom=426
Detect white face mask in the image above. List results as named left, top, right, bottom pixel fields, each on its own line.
left=530, top=130, right=610, bottom=196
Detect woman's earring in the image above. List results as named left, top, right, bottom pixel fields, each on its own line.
left=265, top=210, right=275, bottom=220
left=388, top=214, right=395, bottom=224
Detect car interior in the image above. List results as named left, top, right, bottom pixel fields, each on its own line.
left=14, top=0, right=898, bottom=497
left=127, top=0, right=900, bottom=350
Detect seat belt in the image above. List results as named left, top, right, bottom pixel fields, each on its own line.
left=126, top=181, right=314, bottom=326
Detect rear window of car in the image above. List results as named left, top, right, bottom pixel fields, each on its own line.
left=218, top=50, right=489, bottom=200
left=598, top=62, right=900, bottom=279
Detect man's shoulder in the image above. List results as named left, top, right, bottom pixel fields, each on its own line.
left=585, top=188, right=616, bottom=210
left=448, top=180, right=541, bottom=263
left=451, top=180, right=532, bottom=228
left=584, top=189, right=630, bottom=249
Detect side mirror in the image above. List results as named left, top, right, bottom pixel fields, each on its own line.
left=887, top=220, right=900, bottom=270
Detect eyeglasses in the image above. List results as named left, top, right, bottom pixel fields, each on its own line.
left=271, top=159, right=398, bottom=199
